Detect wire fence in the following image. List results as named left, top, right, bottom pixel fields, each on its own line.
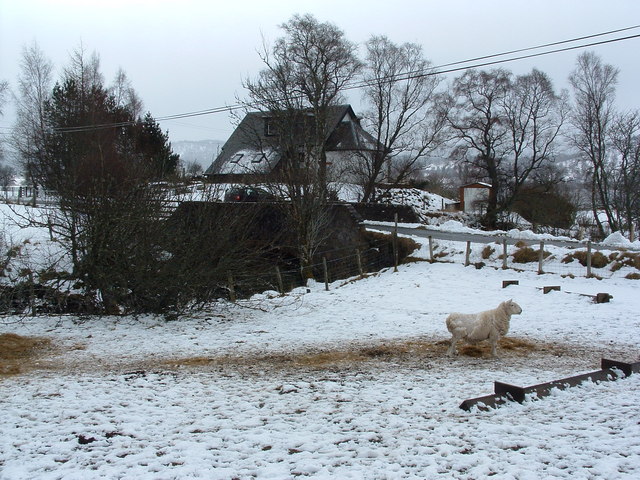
left=224, top=228, right=640, bottom=312
left=3, top=205, right=637, bottom=316
left=1, top=186, right=58, bottom=205
left=419, top=233, right=640, bottom=280
left=226, top=237, right=396, bottom=301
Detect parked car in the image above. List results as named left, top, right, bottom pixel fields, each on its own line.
left=224, top=186, right=275, bottom=202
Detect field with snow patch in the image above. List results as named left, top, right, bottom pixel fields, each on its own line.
left=2, top=224, right=640, bottom=479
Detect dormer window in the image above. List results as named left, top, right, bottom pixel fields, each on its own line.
left=252, top=153, right=267, bottom=163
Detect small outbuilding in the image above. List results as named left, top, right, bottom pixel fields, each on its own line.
left=459, top=182, right=492, bottom=214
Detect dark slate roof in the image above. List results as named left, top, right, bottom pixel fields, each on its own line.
left=204, top=105, right=379, bottom=176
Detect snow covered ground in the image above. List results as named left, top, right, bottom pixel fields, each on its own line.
left=2, top=236, right=640, bottom=478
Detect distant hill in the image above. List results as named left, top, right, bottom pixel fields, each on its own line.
left=422, top=150, right=584, bottom=180
left=172, top=140, right=225, bottom=168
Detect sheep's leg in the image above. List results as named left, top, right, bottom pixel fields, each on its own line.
left=447, top=335, right=459, bottom=356
left=489, top=335, right=499, bottom=358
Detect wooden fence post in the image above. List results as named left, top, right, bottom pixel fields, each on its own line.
left=586, top=241, right=592, bottom=278
left=538, top=241, right=545, bottom=274
left=29, top=271, right=36, bottom=316
left=227, top=272, right=236, bottom=302
left=502, top=238, right=508, bottom=270
left=300, top=265, right=307, bottom=287
left=275, top=266, right=284, bottom=295
left=323, top=257, right=329, bottom=291
left=464, top=241, right=471, bottom=267
left=428, top=236, right=434, bottom=263
left=393, top=213, right=399, bottom=272
left=356, top=248, right=364, bottom=276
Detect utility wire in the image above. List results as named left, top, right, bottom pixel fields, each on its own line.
left=51, top=25, right=640, bottom=134
left=379, top=23, right=640, bottom=81
left=345, top=32, right=640, bottom=90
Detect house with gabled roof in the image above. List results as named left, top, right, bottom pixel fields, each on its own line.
left=203, top=105, right=379, bottom=183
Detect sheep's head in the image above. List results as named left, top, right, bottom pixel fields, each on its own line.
left=504, top=299, right=523, bottom=315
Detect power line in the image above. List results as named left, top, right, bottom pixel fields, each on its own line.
left=51, top=25, right=640, bottom=134
left=414, top=24, right=640, bottom=73
left=346, top=32, right=640, bottom=90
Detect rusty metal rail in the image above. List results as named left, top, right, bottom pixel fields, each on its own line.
left=460, top=358, right=640, bottom=411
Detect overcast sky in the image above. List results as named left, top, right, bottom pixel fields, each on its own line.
left=1, top=0, right=640, bottom=144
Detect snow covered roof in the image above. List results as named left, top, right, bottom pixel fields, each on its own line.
left=461, top=182, right=492, bottom=188
left=204, top=105, right=379, bottom=178
left=216, top=149, right=277, bottom=175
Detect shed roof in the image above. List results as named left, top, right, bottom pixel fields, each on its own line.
left=460, top=182, right=493, bottom=188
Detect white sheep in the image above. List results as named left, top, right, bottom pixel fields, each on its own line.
left=446, top=299, right=522, bottom=358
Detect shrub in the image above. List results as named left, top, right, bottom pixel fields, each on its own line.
left=610, top=252, right=640, bottom=272
left=512, top=246, right=551, bottom=263
left=0, top=282, right=97, bottom=315
left=591, top=252, right=610, bottom=268
left=481, top=245, right=495, bottom=259
left=511, top=186, right=576, bottom=229
left=564, top=251, right=610, bottom=268
left=625, top=272, right=640, bottom=280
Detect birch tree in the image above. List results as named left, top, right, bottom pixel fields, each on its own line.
left=0, top=80, right=9, bottom=163
left=609, top=111, right=640, bottom=240
left=358, top=36, right=447, bottom=202
left=11, top=42, right=53, bottom=201
left=568, top=51, right=619, bottom=236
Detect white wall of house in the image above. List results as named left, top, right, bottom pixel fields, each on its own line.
left=463, top=187, right=489, bottom=214
left=326, top=150, right=371, bottom=184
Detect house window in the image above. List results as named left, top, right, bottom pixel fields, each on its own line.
left=264, top=117, right=276, bottom=136
left=230, top=153, right=244, bottom=163
left=252, top=153, right=267, bottom=164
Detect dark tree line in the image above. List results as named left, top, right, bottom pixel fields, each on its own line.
left=3, top=45, right=221, bottom=314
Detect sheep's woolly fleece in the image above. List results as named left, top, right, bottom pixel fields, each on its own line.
left=1, top=221, right=640, bottom=478
left=445, top=300, right=522, bottom=357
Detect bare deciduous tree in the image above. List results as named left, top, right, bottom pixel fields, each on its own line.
left=244, top=13, right=361, bottom=193
left=0, top=80, right=8, bottom=116
left=568, top=51, right=619, bottom=236
left=609, top=110, right=640, bottom=240
left=183, top=160, right=203, bottom=177
left=242, top=14, right=360, bottom=274
left=11, top=42, right=53, bottom=203
left=63, top=44, right=103, bottom=95
left=110, top=68, right=143, bottom=119
left=446, top=69, right=511, bottom=227
left=358, top=36, right=447, bottom=202
left=0, top=80, right=9, bottom=163
left=501, top=69, right=568, bottom=211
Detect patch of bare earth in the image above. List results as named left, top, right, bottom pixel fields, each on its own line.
left=1, top=333, right=630, bottom=377
left=155, top=337, right=598, bottom=373
left=0, top=333, right=54, bottom=375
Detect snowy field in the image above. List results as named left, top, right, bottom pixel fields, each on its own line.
left=2, top=228, right=640, bottom=478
